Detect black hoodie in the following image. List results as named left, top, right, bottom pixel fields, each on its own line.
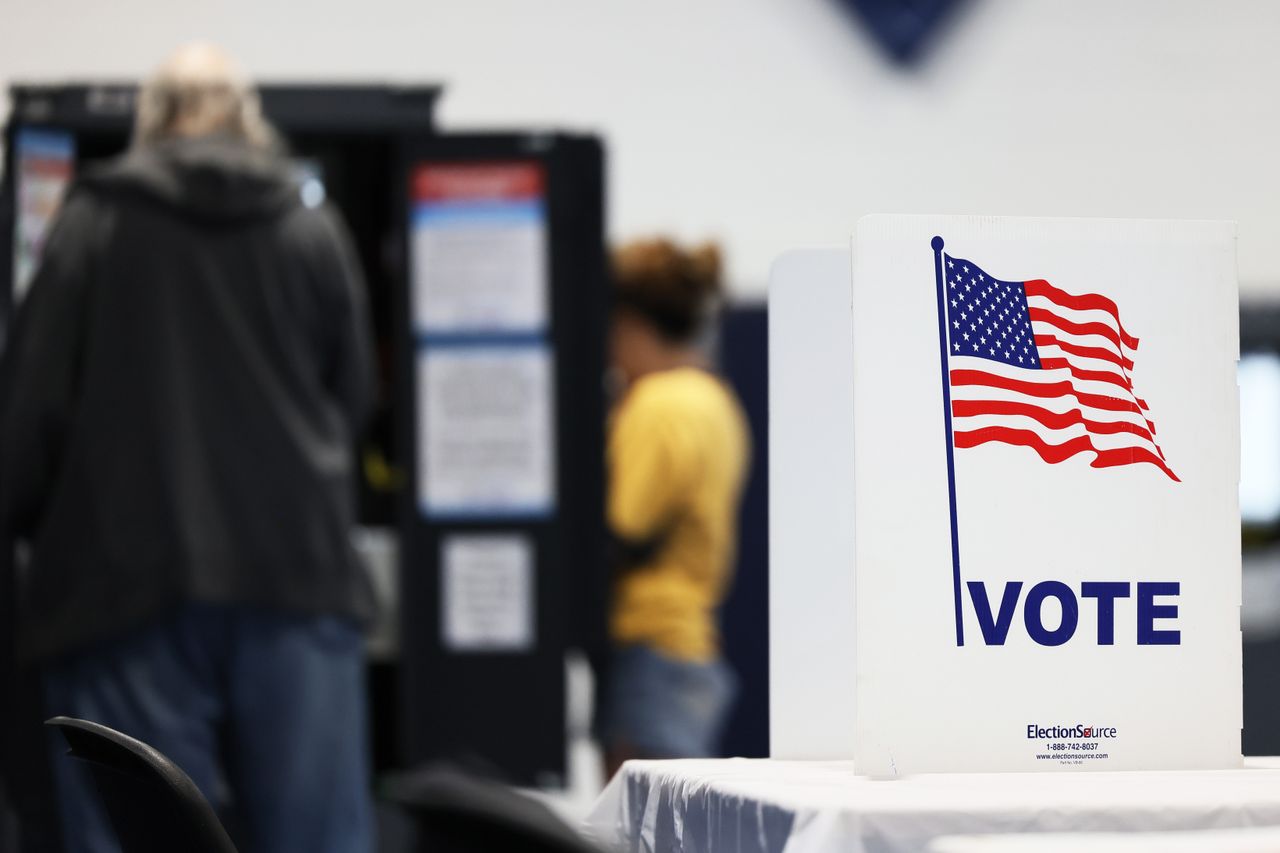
left=0, top=136, right=376, bottom=662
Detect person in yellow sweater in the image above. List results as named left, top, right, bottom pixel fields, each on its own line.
left=599, top=238, right=751, bottom=777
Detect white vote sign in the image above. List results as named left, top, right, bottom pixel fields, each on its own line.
left=851, top=216, right=1241, bottom=774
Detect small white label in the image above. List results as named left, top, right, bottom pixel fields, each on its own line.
left=441, top=534, right=535, bottom=653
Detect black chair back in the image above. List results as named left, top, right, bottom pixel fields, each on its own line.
left=384, top=765, right=602, bottom=853
left=46, top=716, right=237, bottom=853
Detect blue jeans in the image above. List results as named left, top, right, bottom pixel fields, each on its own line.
left=42, top=603, right=373, bottom=853
left=601, top=644, right=737, bottom=758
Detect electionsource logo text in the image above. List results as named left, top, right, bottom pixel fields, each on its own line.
left=1026, top=724, right=1118, bottom=740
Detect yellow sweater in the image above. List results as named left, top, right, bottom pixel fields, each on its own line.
left=607, top=367, right=750, bottom=662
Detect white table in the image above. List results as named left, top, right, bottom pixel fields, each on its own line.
left=583, top=758, right=1280, bottom=853
left=930, top=827, right=1280, bottom=853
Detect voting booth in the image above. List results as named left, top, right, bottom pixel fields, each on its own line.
left=398, top=134, right=606, bottom=786
left=1, top=82, right=443, bottom=528
left=771, top=215, right=1241, bottom=772
left=0, top=84, right=607, bottom=786
left=578, top=213, right=1264, bottom=853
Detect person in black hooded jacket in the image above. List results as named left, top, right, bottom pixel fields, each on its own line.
left=0, top=44, right=376, bottom=853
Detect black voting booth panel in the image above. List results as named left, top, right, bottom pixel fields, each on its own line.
left=397, top=135, right=606, bottom=785
left=1, top=84, right=607, bottom=788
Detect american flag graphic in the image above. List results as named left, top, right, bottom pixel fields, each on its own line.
left=940, top=251, right=1177, bottom=482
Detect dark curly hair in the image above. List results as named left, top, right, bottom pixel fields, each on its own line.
left=612, top=238, right=723, bottom=343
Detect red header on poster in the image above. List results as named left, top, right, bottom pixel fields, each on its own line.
left=21, top=158, right=73, bottom=180
left=413, top=163, right=543, bottom=203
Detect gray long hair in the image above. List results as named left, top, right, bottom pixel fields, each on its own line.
left=133, top=43, right=277, bottom=150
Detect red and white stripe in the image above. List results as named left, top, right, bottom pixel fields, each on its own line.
left=948, top=278, right=1177, bottom=481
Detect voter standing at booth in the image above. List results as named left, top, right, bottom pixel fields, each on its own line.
left=600, top=238, right=751, bottom=777
left=0, top=45, right=376, bottom=853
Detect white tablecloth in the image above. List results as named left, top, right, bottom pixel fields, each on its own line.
left=583, top=758, right=1280, bottom=853
left=930, top=827, right=1280, bottom=853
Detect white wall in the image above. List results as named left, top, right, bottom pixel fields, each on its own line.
left=3, top=0, right=1278, bottom=297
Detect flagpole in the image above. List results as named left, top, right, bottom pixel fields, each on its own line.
left=932, top=236, right=964, bottom=647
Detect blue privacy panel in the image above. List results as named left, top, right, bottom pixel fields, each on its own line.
left=717, top=305, right=770, bottom=758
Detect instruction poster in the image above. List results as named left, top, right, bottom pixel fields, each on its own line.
left=441, top=533, right=535, bottom=652
left=13, top=129, right=75, bottom=304
left=411, top=163, right=548, bottom=335
left=416, top=345, right=555, bottom=518
left=410, top=160, right=557, bottom=519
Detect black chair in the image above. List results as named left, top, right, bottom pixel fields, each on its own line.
left=45, top=716, right=237, bottom=853
left=383, top=765, right=603, bottom=853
